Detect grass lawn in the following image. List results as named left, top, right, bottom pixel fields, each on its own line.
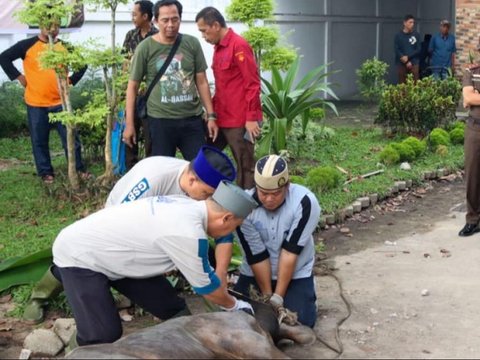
left=0, top=116, right=464, bottom=315
left=0, top=124, right=464, bottom=260
left=291, top=125, right=464, bottom=214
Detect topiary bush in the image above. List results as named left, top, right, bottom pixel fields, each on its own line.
left=402, top=136, right=426, bottom=157
left=449, top=127, right=464, bottom=145
left=306, top=166, right=342, bottom=193
left=379, top=144, right=400, bottom=165
left=450, top=120, right=465, bottom=131
left=356, top=57, right=389, bottom=102
left=429, top=128, right=450, bottom=148
left=435, top=144, right=449, bottom=157
left=289, top=175, right=306, bottom=185
left=391, top=142, right=416, bottom=162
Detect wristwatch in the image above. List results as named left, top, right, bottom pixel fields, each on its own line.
left=207, top=112, right=217, bottom=121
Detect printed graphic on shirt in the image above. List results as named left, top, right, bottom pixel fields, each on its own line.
left=409, top=36, right=417, bottom=45
left=154, top=195, right=176, bottom=204
left=157, top=53, right=194, bottom=104
left=235, top=51, right=245, bottom=62
left=122, top=178, right=150, bottom=203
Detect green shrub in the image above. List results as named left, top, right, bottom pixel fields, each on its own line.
left=391, top=142, right=416, bottom=161
left=449, top=127, right=464, bottom=144
left=436, top=144, right=449, bottom=156
left=450, top=120, right=465, bottom=130
left=289, top=175, right=306, bottom=185
left=356, top=57, right=389, bottom=102
left=309, top=107, right=325, bottom=121
left=429, top=128, right=450, bottom=148
left=402, top=136, right=426, bottom=157
left=379, top=144, right=400, bottom=165
left=376, top=76, right=459, bottom=135
left=306, top=166, right=342, bottom=192
left=0, top=82, right=27, bottom=138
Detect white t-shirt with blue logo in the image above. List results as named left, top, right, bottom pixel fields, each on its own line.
left=53, top=196, right=220, bottom=295
left=105, top=156, right=188, bottom=207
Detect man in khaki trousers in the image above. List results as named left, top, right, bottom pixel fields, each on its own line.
left=460, top=48, right=480, bottom=236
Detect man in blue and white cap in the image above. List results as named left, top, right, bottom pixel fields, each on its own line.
left=106, top=145, right=236, bottom=206
left=234, top=155, right=321, bottom=328
left=51, top=180, right=258, bottom=347
left=24, top=145, right=237, bottom=323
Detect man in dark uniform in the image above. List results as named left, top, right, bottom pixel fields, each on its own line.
left=459, top=42, right=480, bottom=236
left=122, top=0, right=158, bottom=170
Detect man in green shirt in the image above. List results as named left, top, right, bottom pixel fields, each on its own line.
left=124, top=0, right=218, bottom=161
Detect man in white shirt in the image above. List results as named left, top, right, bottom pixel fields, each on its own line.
left=24, top=145, right=237, bottom=323
left=234, top=155, right=321, bottom=328
left=52, top=181, right=258, bottom=346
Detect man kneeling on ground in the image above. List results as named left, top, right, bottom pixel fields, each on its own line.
left=234, top=155, right=321, bottom=328
left=51, top=181, right=258, bottom=347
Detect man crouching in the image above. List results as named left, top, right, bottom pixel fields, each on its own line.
left=51, top=181, right=257, bottom=346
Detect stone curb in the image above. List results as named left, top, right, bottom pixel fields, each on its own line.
left=318, top=168, right=454, bottom=229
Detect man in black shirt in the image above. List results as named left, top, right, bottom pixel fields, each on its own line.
left=122, top=0, right=158, bottom=169
left=394, top=14, right=421, bottom=84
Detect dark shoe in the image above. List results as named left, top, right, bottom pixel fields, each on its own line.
left=459, top=223, right=480, bottom=237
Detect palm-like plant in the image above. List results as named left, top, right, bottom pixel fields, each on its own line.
left=258, top=57, right=338, bottom=156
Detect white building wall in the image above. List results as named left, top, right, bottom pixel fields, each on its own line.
left=0, top=0, right=243, bottom=82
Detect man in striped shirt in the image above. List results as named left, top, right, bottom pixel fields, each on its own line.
left=234, top=155, right=321, bottom=327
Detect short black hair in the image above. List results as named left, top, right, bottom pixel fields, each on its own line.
left=153, top=0, right=183, bottom=20
left=135, top=1, right=154, bottom=21
left=195, top=6, right=227, bottom=28
left=404, top=14, right=415, bottom=22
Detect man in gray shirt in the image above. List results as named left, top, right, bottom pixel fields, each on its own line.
left=234, top=155, right=321, bottom=327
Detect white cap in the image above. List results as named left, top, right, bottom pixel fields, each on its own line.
left=254, top=155, right=289, bottom=190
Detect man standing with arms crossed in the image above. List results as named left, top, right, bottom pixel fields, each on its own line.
left=459, top=42, right=480, bottom=237
left=122, top=0, right=158, bottom=169
left=196, top=7, right=262, bottom=189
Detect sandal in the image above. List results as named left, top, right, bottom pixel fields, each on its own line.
left=79, top=172, right=93, bottom=180
left=41, top=175, right=55, bottom=184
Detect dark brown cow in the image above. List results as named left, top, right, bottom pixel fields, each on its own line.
left=66, top=301, right=316, bottom=359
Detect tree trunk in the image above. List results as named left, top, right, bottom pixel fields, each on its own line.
left=99, top=4, right=118, bottom=185
left=48, top=34, right=79, bottom=190
left=61, top=78, right=80, bottom=190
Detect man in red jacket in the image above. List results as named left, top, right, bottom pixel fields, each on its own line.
left=196, top=7, right=262, bottom=189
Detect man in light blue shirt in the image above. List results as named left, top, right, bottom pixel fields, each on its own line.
left=234, top=155, right=321, bottom=327
left=429, top=19, right=456, bottom=80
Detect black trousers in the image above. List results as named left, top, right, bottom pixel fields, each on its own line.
left=52, top=265, right=186, bottom=346
left=148, top=115, right=206, bottom=161
left=125, top=115, right=152, bottom=171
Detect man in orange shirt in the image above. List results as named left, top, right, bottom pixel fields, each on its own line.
left=0, top=25, right=87, bottom=184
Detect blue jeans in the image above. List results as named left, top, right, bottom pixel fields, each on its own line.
left=234, top=274, right=317, bottom=328
left=27, top=104, right=85, bottom=177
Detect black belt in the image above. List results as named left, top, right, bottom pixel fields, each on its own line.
left=468, top=117, right=480, bottom=124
